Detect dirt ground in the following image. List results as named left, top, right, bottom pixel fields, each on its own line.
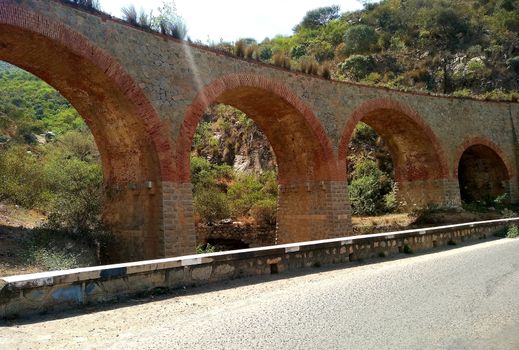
left=0, top=203, right=46, bottom=276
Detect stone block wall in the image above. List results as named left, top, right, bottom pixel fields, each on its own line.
left=1, top=217, right=517, bottom=319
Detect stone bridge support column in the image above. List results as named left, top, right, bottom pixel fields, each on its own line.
left=103, top=181, right=196, bottom=263
left=103, top=181, right=163, bottom=263
left=160, top=182, right=197, bottom=258
left=276, top=180, right=352, bottom=244
left=395, top=178, right=461, bottom=209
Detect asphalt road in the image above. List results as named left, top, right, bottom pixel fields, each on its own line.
left=2, top=238, right=519, bottom=350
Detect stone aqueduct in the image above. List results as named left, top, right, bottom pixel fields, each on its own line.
left=1, top=0, right=518, bottom=261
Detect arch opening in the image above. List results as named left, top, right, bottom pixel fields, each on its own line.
left=179, top=75, right=350, bottom=245
left=340, top=99, right=452, bottom=210
left=0, top=6, right=173, bottom=262
left=191, top=104, right=278, bottom=251
left=458, top=145, right=510, bottom=205
left=346, top=122, right=396, bottom=218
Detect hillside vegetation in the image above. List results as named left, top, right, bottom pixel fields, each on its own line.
left=213, top=0, right=518, bottom=100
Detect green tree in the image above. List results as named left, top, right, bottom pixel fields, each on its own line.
left=297, top=5, right=341, bottom=30
left=343, top=25, right=379, bottom=54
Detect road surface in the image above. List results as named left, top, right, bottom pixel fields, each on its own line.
left=1, top=238, right=519, bottom=349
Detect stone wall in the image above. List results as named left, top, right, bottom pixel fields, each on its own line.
left=196, top=224, right=276, bottom=249
left=1, top=217, right=518, bottom=319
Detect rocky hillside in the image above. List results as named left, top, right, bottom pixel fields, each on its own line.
left=192, top=104, right=277, bottom=175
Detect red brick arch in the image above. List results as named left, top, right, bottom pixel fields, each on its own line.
left=175, top=73, right=341, bottom=184
left=0, top=3, right=174, bottom=182
left=338, top=98, right=449, bottom=181
left=453, top=137, right=513, bottom=178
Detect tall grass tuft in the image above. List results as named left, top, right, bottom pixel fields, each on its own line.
left=68, top=0, right=101, bottom=10
left=235, top=40, right=247, bottom=58
left=273, top=52, right=291, bottom=69
left=300, top=57, right=319, bottom=75
left=170, top=20, right=188, bottom=40
left=121, top=5, right=138, bottom=25
left=320, top=63, right=332, bottom=79
left=245, top=45, right=259, bottom=60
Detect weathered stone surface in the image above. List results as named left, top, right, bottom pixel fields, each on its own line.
left=1, top=0, right=518, bottom=261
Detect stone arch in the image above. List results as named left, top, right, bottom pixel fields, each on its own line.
left=0, top=3, right=175, bottom=261
left=339, top=98, right=452, bottom=208
left=454, top=137, right=512, bottom=204
left=176, top=73, right=349, bottom=244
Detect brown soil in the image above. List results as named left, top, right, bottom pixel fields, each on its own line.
left=0, top=203, right=47, bottom=276
left=352, top=210, right=504, bottom=235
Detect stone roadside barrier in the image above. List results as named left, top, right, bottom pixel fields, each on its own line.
left=1, top=217, right=518, bottom=319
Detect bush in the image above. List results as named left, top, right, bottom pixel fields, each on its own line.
left=0, top=146, right=49, bottom=208
left=194, top=187, right=230, bottom=224
left=348, top=158, right=394, bottom=215
left=349, top=175, right=384, bottom=216
left=227, top=175, right=263, bottom=218
left=259, top=47, right=273, bottom=61
left=196, top=243, right=216, bottom=254
left=343, top=25, right=379, bottom=55
left=339, top=55, right=374, bottom=81
left=44, top=157, right=103, bottom=234
left=506, top=224, right=519, bottom=238
left=251, top=198, right=277, bottom=225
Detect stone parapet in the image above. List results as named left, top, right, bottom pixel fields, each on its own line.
left=2, top=217, right=518, bottom=319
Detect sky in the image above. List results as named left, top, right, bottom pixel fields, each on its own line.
left=99, top=0, right=365, bottom=43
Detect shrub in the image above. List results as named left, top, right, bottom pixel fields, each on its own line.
left=227, top=175, right=263, bottom=217
left=290, top=45, right=307, bottom=59
left=121, top=5, right=138, bottom=25
left=235, top=40, right=247, bottom=58
left=348, top=158, right=394, bottom=215
left=0, top=146, right=48, bottom=208
left=44, top=158, right=103, bottom=234
left=343, top=25, right=379, bottom=55
left=259, top=47, right=273, bottom=61
left=245, top=45, right=259, bottom=60
left=194, top=187, right=230, bottom=224
left=464, top=57, right=490, bottom=80
left=68, top=0, right=100, bottom=10
left=251, top=198, right=277, bottom=225
left=349, top=175, right=383, bottom=216
left=196, top=243, right=217, bottom=254
left=506, top=224, right=519, bottom=238
left=299, top=57, right=319, bottom=75
left=339, top=55, right=374, bottom=81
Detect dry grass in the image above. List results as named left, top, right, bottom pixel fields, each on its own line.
left=273, top=52, right=291, bottom=69
left=234, top=40, right=247, bottom=58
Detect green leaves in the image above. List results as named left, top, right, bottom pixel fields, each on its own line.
left=343, top=25, right=379, bottom=55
